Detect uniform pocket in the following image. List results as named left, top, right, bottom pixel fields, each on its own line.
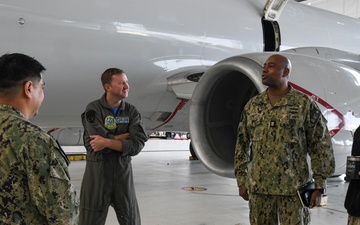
left=246, top=113, right=263, bottom=142
left=278, top=113, right=304, bottom=139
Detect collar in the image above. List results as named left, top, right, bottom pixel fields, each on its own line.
left=100, top=94, right=125, bottom=111
left=253, top=85, right=298, bottom=107
left=0, top=104, right=26, bottom=119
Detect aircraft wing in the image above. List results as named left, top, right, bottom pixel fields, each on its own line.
left=1, top=0, right=360, bottom=177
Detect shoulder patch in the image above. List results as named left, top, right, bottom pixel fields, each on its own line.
left=86, top=110, right=96, bottom=123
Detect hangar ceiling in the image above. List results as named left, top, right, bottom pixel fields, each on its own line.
left=299, top=0, right=360, bottom=18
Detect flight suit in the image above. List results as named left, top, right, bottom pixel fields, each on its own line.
left=79, top=94, right=148, bottom=225
left=234, top=86, right=335, bottom=225
left=0, top=104, right=79, bottom=225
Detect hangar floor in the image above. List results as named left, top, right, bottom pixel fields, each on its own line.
left=68, top=139, right=350, bottom=225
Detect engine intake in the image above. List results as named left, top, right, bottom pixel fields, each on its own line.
left=189, top=56, right=264, bottom=178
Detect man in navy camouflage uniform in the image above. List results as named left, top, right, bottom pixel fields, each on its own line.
left=0, top=53, right=79, bottom=224
left=79, top=68, right=148, bottom=225
left=234, top=54, right=335, bottom=225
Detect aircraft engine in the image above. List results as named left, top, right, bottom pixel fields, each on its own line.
left=47, top=127, right=84, bottom=146
left=189, top=51, right=360, bottom=178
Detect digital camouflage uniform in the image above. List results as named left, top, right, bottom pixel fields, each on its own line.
left=79, top=94, right=148, bottom=225
left=234, top=86, right=335, bottom=225
left=0, top=104, right=79, bottom=225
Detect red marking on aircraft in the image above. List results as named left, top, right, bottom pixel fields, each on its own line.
left=289, top=82, right=344, bottom=137
left=151, top=99, right=188, bottom=130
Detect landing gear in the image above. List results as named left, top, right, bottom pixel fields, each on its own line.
left=189, top=142, right=198, bottom=160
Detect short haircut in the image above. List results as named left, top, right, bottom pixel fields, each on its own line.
left=0, top=53, right=46, bottom=92
left=101, top=68, right=124, bottom=87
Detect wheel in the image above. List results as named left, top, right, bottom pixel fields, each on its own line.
left=189, top=142, right=198, bottom=160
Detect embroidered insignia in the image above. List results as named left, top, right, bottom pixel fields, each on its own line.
left=86, top=110, right=95, bottom=123
left=270, top=120, right=276, bottom=127
left=116, top=117, right=129, bottom=123
left=104, top=116, right=117, bottom=129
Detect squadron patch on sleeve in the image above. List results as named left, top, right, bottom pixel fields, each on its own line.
left=86, top=110, right=96, bottom=123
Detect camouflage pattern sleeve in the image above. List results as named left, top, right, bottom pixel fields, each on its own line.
left=306, top=101, right=335, bottom=189
left=23, top=133, right=79, bottom=225
left=234, top=109, right=251, bottom=187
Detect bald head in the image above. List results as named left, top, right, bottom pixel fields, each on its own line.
left=269, top=54, right=292, bottom=76
left=262, top=54, right=292, bottom=90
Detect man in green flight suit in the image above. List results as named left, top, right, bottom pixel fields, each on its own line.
left=79, top=68, right=148, bottom=225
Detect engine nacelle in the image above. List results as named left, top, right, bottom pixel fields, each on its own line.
left=47, top=127, right=84, bottom=146
left=190, top=52, right=360, bottom=178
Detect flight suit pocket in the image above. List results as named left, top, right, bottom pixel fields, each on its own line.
left=86, top=151, right=104, bottom=162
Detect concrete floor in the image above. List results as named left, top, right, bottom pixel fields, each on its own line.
left=67, top=139, right=350, bottom=225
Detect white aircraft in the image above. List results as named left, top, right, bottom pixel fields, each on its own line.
left=1, top=0, right=359, bottom=178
